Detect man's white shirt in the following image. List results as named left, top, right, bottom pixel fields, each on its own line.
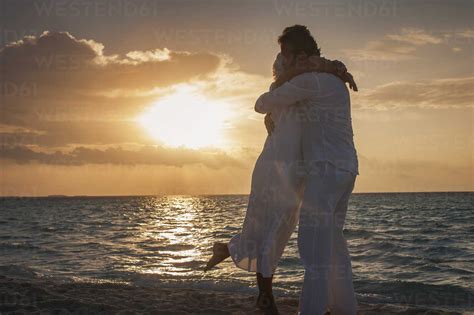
left=255, top=72, right=359, bottom=176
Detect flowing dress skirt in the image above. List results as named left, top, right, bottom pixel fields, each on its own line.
left=228, top=107, right=305, bottom=277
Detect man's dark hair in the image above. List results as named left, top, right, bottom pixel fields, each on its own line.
left=278, top=25, right=321, bottom=56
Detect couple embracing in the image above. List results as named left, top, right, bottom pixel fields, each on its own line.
left=205, top=25, right=359, bottom=315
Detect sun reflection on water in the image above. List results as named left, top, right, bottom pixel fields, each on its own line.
left=134, top=196, right=204, bottom=276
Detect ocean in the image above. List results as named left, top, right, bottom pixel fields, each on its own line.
left=0, top=192, right=473, bottom=313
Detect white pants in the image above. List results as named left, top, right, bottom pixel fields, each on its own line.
left=298, top=162, right=358, bottom=315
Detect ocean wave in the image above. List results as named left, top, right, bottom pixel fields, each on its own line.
left=344, top=228, right=375, bottom=238
left=0, top=264, right=43, bottom=279
left=0, top=241, right=41, bottom=250
left=129, top=273, right=258, bottom=294
left=356, top=279, right=474, bottom=308
left=138, top=244, right=195, bottom=251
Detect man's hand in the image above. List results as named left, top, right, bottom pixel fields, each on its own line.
left=264, top=113, right=275, bottom=135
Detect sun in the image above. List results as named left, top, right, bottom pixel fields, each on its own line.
left=136, top=86, right=233, bottom=149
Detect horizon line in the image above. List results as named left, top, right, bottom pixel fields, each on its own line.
left=1, top=191, right=472, bottom=198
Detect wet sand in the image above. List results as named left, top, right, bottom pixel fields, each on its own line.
left=0, top=275, right=462, bottom=314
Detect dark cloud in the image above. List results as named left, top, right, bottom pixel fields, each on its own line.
left=0, top=30, right=222, bottom=126
left=1, top=30, right=221, bottom=92
left=0, top=121, right=154, bottom=147
left=0, top=145, right=243, bottom=169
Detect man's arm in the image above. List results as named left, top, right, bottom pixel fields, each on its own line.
left=254, top=74, right=319, bottom=114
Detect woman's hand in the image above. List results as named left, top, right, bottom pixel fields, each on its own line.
left=331, top=59, right=348, bottom=77
left=341, top=71, right=358, bottom=91
left=272, top=53, right=358, bottom=92
left=296, top=54, right=358, bottom=91
left=264, top=113, right=275, bottom=135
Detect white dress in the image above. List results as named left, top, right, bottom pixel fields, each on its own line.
left=227, top=54, right=305, bottom=278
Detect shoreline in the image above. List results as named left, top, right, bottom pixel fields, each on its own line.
left=0, top=275, right=464, bottom=314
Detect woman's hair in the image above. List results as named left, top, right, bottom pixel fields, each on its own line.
left=278, top=25, right=321, bottom=57
left=272, top=53, right=284, bottom=80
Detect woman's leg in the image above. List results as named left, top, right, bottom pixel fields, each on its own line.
left=256, top=272, right=279, bottom=314
left=204, top=242, right=230, bottom=271
left=257, top=272, right=274, bottom=295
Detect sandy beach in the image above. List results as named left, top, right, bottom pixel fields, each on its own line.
left=1, top=275, right=465, bottom=315
left=1, top=274, right=284, bottom=314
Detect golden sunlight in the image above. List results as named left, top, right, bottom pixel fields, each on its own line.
left=136, top=86, right=233, bottom=149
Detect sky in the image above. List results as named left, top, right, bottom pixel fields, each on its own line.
left=0, top=0, right=473, bottom=196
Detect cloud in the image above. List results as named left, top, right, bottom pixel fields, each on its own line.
left=0, top=121, right=156, bottom=147
left=353, top=77, right=474, bottom=109
left=385, top=28, right=443, bottom=45
left=344, top=28, right=444, bottom=61
left=0, top=31, right=222, bottom=125
left=0, top=30, right=269, bottom=166
left=0, top=145, right=243, bottom=169
left=1, top=30, right=221, bottom=91
left=456, top=29, right=474, bottom=39
left=346, top=39, right=417, bottom=61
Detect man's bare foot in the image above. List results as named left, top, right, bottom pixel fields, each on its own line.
left=203, top=242, right=230, bottom=271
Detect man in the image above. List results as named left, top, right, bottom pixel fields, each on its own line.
left=255, top=25, right=359, bottom=315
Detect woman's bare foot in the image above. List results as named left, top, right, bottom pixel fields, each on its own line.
left=203, top=242, right=230, bottom=271
left=256, top=292, right=279, bottom=315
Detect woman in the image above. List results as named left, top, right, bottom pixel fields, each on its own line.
left=204, top=52, right=357, bottom=314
